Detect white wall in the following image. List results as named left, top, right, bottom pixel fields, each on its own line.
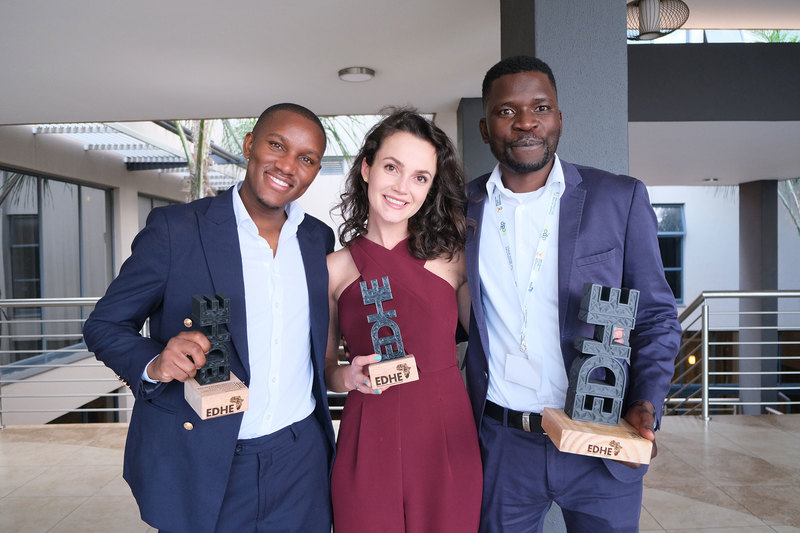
left=648, top=184, right=800, bottom=330
left=647, top=186, right=740, bottom=301
left=647, top=186, right=740, bottom=329
left=297, top=170, right=348, bottom=249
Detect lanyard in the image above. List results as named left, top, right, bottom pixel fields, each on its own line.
left=491, top=182, right=562, bottom=353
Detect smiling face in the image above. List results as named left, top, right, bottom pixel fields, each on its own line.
left=239, top=109, right=326, bottom=222
left=480, top=70, right=562, bottom=192
left=361, top=131, right=437, bottom=229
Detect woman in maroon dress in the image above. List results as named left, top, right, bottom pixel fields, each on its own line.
left=325, top=109, right=481, bottom=532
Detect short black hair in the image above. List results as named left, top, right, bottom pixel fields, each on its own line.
left=253, top=103, right=326, bottom=150
left=481, top=55, right=557, bottom=105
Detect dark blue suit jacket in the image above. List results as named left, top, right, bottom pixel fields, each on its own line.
left=464, top=160, right=681, bottom=481
left=83, top=186, right=335, bottom=532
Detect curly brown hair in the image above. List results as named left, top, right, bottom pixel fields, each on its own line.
left=335, top=109, right=466, bottom=260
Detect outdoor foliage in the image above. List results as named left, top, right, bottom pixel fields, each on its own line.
left=749, top=29, right=800, bottom=43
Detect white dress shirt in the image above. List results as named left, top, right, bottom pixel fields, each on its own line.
left=479, top=155, right=569, bottom=413
left=232, top=184, right=315, bottom=439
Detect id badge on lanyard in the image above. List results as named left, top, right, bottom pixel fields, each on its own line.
left=492, top=184, right=561, bottom=388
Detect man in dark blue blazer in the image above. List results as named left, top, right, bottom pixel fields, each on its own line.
left=83, top=103, right=335, bottom=532
left=464, top=56, right=681, bottom=532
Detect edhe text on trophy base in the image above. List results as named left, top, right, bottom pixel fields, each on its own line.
left=361, top=277, right=419, bottom=391
left=183, top=294, right=249, bottom=419
left=368, top=355, right=419, bottom=391
left=542, top=284, right=652, bottom=464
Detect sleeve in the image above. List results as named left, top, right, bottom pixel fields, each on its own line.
left=82, top=208, right=172, bottom=399
left=622, top=180, right=682, bottom=428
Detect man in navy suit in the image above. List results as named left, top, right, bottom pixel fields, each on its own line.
left=83, top=103, right=335, bottom=532
left=464, top=56, right=681, bottom=532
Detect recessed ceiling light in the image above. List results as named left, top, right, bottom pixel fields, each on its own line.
left=338, top=67, right=375, bottom=82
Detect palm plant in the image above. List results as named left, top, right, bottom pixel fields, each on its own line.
left=748, top=29, right=800, bottom=237
left=174, top=120, right=213, bottom=202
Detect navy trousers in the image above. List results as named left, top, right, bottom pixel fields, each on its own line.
left=479, top=415, right=643, bottom=533
left=203, top=413, right=331, bottom=533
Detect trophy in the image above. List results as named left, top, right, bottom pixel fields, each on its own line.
left=360, top=276, right=419, bottom=391
left=541, top=283, right=653, bottom=464
left=183, top=294, right=249, bottom=419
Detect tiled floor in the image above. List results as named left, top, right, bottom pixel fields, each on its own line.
left=0, top=415, right=798, bottom=532
left=641, top=414, right=800, bottom=532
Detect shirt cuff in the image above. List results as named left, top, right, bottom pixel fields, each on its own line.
left=141, top=354, right=160, bottom=383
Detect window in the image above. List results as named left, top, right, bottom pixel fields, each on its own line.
left=652, top=204, right=685, bottom=303
left=1, top=169, right=113, bottom=361
left=8, top=214, right=40, bottom=301
left=138, top=194, right=177, bottom=231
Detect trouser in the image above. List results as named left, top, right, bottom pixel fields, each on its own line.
left=479, top=414, right=643, bottom=533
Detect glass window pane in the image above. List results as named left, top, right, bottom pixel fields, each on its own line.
left=41, top=180, right=80, bottom=298
left=1, top=173, right=38, bottom=214
left=658, top=236, right=682, bottom=268
left=81, top=186, right=112, bottom=297
left=653, top=205, right=684, bottom=233
left=10, top=246, right=39, bottom=279
left=138, top=196, right=152, bottom=231
left=10, top=215, right=38, bottom=243
left=664, top=270, right=682, bottom=300
left=13, top=280, right=40, bottom=299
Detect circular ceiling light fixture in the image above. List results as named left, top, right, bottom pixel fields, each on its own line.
left=626, top=0, right=690, bottom=41
left=338, top=67, right=375, bottom=82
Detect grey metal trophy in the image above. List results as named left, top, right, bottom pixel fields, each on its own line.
left=542, top=283, right=653, bottom=464
left=183, top=294, right=249, bottom=419
left=360, top=276, right=419, bottom=391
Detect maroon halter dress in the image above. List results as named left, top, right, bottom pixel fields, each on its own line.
left=331, top=237, right=481, bottom=533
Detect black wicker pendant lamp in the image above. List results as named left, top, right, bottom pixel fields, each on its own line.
left=626, top=0, right=690, bottom=40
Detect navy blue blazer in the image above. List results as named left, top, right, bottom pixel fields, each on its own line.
left=83, top=186, right=335, bottom=532
left=464, top=160, right=681, bottom=481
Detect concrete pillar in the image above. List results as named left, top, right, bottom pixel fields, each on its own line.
left=457, top=0, right=629, bottom=182
left=456, top=98, right=495, bottom=181
left=739, top=180, right=779, bottom=414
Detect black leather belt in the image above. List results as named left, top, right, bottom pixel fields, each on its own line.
left=484, top=400, right=545, bottom=433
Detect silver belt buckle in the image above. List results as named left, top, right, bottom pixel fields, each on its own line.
left=521, top=411, right=532, bottom=432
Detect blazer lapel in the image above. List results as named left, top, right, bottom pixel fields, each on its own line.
left=466, top=176, right=491, bottom=355
left=557, top=160, right=586, bottom=344
left=297, top=220, right=327, bottom=373
left=196, top=187, right=250, bottom=382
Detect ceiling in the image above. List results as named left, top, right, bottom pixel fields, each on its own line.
left=2, top=0, right=799, bottom=186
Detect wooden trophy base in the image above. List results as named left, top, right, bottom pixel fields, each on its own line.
left=184, top=372, right=249, bottom=420
left=368, top=355, right=419, bottom=391
left=541, top=407, right=652, bottom=465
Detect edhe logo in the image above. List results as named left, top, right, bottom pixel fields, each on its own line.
left=230, top=395, right=244, bottom=410
left=206, top=396, right=245, bottom=418
left=587, top=440, right=623, bottom=457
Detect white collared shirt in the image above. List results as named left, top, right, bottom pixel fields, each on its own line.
left=232, top=183, right=315, bottom=438
left=479, top=155, right=569, bottom=413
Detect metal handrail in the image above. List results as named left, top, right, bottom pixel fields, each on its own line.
left=0, top=297, right=101, bottom=307
left=679, top=291, right=800, bottom=322
left=0, top=297, right=346, bottom=428
left=668, top=290, right=800, bottom=421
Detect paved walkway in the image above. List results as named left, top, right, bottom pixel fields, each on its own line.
left=1, top=415, right=798, bottom=532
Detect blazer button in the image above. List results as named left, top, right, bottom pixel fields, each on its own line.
left=183, top=422, right=194, bottom=431
left=184, top=318, right=193, bottom=328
